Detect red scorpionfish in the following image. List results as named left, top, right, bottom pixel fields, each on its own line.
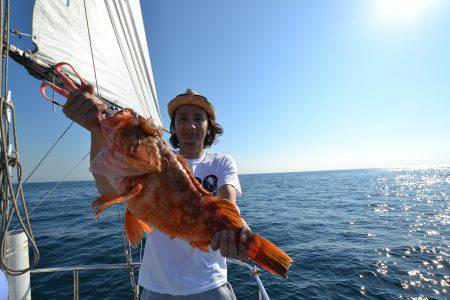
left=90, top=109, right=292, bottom=278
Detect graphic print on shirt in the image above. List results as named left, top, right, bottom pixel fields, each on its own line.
left=194, top=175, right=218, bottom=195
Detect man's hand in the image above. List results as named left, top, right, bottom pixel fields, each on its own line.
left=63, top=84, right=115, bottom=195
left=63, top=84, right=107, bottom=134
left=211, top=226, right=252, bottom=263
left=213, top=184, right=250, bottom=262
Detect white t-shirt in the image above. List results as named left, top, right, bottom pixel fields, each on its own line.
left=138, top=152, right=242, bottom=296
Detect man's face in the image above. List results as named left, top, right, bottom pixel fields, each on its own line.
left=173, top=105, right=208, bottom=148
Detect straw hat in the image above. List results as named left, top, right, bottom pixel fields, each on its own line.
left=167, top=89, right=216, bottom=121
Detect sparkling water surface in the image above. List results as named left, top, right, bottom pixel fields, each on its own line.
left=20, top=168, right=449, bottom=299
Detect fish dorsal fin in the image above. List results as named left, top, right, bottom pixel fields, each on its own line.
left=176, top=154, right=211, bottom=195
left=175, top=155, right=243, bottom=228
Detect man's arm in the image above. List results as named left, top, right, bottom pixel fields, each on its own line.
left=90, top=132, right=117, bottom=195
left=210, top=184, right=251, bottom=262
left=63, top=84, right=116, bottom=196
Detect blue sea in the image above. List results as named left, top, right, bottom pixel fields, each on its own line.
left=18, top=168, right=449, bottom=299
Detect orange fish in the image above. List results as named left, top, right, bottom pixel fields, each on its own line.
left=90, top=109, right=292, bottom=278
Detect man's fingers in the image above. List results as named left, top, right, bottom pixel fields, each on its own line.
left=78, top=99, right=96, bottom=116
left=85, top=104, right=106, bottom=124
left=211, top=231, right=220, bottom=251
left=238, top=227, right=251, bottom=262
left=66, top=87, right=96, bottom=109
left=63, top=86, right=107, bottom=133
left=240, top=227, right=252, bottom=244
left=66, top=91, right=92, bottom=113
left=212, top=228, right=250, bottom=261
left=228, top=230, right=238, bottom=259
left=239, top=243, right=248, bottom=262
left=85, top=83, right=95, bottom=95
left=64, top=89, right=85, bottom=111
left=81, top=95, right=107, bottom=117
left=95, top=101, right=108, bottom=114
left=219, top=230, right=229, bottom=257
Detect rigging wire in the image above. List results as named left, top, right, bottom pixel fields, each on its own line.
left=23, top=121, right=74, bottom=185
left=17, top=151, right=90, bottom=225
left=82, top=0, right=101, bottom=98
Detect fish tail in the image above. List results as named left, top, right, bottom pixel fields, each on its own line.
left=246, top=234, right=292, bottom=279
left=91, top=182, right=142, bottom=219
left=125, top=209, right=152, bottom=248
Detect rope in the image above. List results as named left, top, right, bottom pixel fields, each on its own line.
left=0, top=96, right=40, bottom=275
left=23, top=122, right=74, bottom=184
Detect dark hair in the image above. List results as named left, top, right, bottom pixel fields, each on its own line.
left=169, top=108, right=224, bottom=149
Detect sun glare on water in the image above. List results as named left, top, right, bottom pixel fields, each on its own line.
left=375, top=0, right=439, bottom=24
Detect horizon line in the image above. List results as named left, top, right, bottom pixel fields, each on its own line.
left=21, top=164, right=450, bottom=184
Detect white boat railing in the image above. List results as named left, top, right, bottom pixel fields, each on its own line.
left=227, top=258, right=270, bottom=300
left=30, top=260, right=270, bottom=300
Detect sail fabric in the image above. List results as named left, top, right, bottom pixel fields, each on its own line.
left=32, top=0, right=161, bottom=125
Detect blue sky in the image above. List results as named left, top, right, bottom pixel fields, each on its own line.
left=8, top=0, right=450, bottom=182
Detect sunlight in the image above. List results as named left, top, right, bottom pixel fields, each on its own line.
left=375, top=0, right=439, bottom=23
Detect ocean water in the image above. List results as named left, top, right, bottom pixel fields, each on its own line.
left=16, top=168, right=449, bottom=299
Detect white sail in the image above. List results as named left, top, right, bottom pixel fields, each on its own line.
left=32, top=0, right=161, bottom=125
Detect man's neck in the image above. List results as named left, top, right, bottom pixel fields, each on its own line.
left=179, top=145, right=205, bottom=159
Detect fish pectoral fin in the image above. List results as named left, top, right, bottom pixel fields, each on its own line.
left=91, top=182, right=143, bottom=219
left=190, top=241, right=210, bottom=252
left=125, top=209, right=152, bottom=248
left=211, top=197, right=244, bottom=228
